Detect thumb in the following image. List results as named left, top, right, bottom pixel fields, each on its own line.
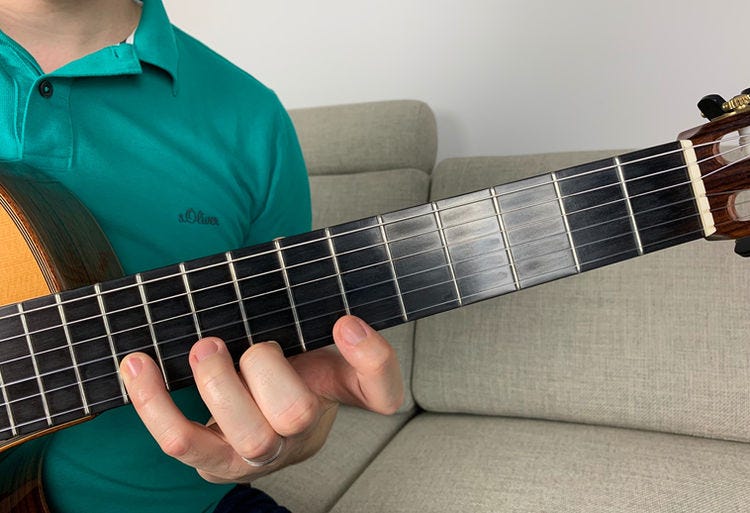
left=331, top=315, right=404, bottom=415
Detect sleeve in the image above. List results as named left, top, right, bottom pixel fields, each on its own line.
left=244, top=100, right=312, bottom=246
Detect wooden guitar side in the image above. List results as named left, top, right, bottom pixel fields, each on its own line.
left=0, top=169, right=123, bottom=513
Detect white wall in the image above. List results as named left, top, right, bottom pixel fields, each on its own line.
left=163, top=0, right=748, bottom=162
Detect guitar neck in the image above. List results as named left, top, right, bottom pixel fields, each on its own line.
left=0, top=139, right=710, bottom=445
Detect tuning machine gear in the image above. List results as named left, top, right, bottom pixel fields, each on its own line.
left=698, top=89, right=750, bottom=120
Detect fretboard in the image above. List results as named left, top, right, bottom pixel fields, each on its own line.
left=0, top=140, right=708, bottom=443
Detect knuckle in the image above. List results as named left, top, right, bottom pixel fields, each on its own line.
left=239, top=342, right=281, bottom=372
left=197, top=469, right=225, bottom=484
left=200, top=370, right=231, bottom=397
left=156, top=426, right=193, bottom=459
left=274, top=393, right=319, bottom=435
left=235, top=431, right=279, bottom=460
left=197, top=373, right=236, bottom=412
left=362, top=343, right=396, bottom=377
left=128, top=382, right=159, bottom=408
left=379, top=391, right=405, bottom=416
left=366, top=388, right=404, bottom=416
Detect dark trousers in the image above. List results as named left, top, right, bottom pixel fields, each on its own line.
left=213, top=485, right=292, bottom=513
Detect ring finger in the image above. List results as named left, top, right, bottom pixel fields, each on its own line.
left=238, top=341, right=322, bottom=439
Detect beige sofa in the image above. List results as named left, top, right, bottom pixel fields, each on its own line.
left=255, top=100, right=750, bottom=512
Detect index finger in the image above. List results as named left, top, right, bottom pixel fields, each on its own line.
left=119, top=352, right=238, bottom=478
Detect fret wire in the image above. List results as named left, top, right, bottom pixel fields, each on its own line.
left=0, top=192, right=704, bottom=358
left=226, top=251, right=254, bottom=345
left=5, top=205, right=734, bottom=427
left=0, top=350, right=17, bottom=436
left=275, top=239, right=306, bottom=351
left=136, top=274, right=169, bottom=389
left=7, top=199, right=712, bottom=400
left=4, top=201, right=707, bottom=394
left=614, top=156, right=644, bottom=256
left=6, top=244, right=511, bottom=385
left=1, top=145, right=744, bottom=351
left=432, top=202, right=463, bottom=306
left=325, top=227, right=351, bottom=316
left=2, top=140, right=743, bottom=335
left=0, top=244, right=506, bottom=400
left=56, top=293, right=90, bottom=415
left=4, top=209, right=728, bottom=428
left=6, top=138, right=748, bottom=335
left=378, top=214, right=409, bottom=322
left=18, top=303, right=53, bottom=426
left=95, top=283, right=129, bottom=403
left=491, top=185, right=520, bottom=290
left=3, top=140, right=746, bottom=433
left=0, top=186, right=705, bottom=375
left=550, top=171, right=582, bottom=273
left=180, top=263, right=202, bottom=339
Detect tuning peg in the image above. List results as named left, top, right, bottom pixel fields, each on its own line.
left=698, top=94, right=727, bottom=120
left=735, top=237, right=750, bottom=258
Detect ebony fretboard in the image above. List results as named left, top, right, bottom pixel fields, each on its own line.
left=0, top=140, right=708, bottom=443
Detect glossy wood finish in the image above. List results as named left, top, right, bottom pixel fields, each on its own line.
left=0, top=446, right=49, bottom=513
left=0, top=169, right=122, bottom=513
left=0, top=197, right=49, bottom=306
left=680, top=110, right=750, bottom=239
left=0, top=140, right=715, bottom=451
left=0, top=170, right=123, bottom=301
left=2, top=109, right=750, bottom=512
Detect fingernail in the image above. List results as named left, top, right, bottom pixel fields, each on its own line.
left=341, top=318, right=368, bottom=345
left=123, top=356, right=142, bottom=378
left=193, top=339, right=219, bottom=362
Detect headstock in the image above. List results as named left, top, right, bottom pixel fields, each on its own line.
left=679, top=90, right=750, bottom=254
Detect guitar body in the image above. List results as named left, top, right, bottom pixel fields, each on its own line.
left=0, top=95, right=749, bottom=513
left=0, top=169, right=123, bottom=513
left=0, top=170, right=123, bottom=305
left=0, top=200, right=49, bottom=306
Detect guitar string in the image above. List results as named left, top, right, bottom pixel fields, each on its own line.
left=0, top=212, right=743, bottom=437
left=0, top=199, right=708, bottom=386
left=0, top=212, right=736, bottom=432
left=0, top=173, right=715, bottom=355
left=1, top=134, right=744, bottom=333
left=0, top=140, right=747, bottom=353
left=0, top=136, right=738, bottom=306
left=1, top=131, right=748, bottom=432
left=1, top=139, right=748, bottom=380
left=0, top=141, right=748, bottom=408
left=0, top=152, right=740, bottom=396
left=0, top=196, right=707, bottom=384
left=0, top=136, right=744, bottom=330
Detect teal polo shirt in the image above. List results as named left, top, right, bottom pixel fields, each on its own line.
left=0, top=1, right=311, bottom=512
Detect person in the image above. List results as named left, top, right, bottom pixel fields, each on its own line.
left=0, top=1, right=404, bottom=512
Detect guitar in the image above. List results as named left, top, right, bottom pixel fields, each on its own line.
left=1, top=92, right=750, bottom=512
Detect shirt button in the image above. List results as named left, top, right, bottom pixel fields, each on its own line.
left=38, top=79, right=54, bottom=98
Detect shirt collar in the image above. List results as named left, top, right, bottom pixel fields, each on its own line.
left=130, top=0, right=179, bottom=83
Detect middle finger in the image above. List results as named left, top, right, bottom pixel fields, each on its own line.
left=190, top=337, right=280, bottom=460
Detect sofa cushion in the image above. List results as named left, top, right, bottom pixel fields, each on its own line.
left=254, top=406, right=413, bottom=513
left=414, top=153, right=750, bottom=441
left=309, top=168, right=430, bottom=229
left=290, top=100, right=437, bottom=176
left=330, top=414, right=750, bottom=512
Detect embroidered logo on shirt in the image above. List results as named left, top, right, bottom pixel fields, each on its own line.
left=178, top=208, right=220, bottom=226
